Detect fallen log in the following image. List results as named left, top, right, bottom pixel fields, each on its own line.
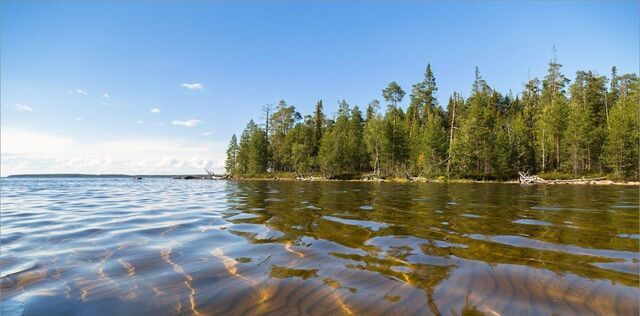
left=548, top=177, right=606, bottom=183
left=518, top=171, right=544, bottom=184
left=204, top=169, right=229, bottom=179
left=519, top=171, right=611, bottom=184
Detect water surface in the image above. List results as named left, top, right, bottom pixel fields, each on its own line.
left=1, top=178, right=638, bottom=315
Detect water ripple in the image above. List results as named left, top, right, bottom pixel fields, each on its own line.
left=1, top=178, right=638, bottom=315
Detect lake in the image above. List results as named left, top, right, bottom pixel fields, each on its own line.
left=1, top=178, right=638, bottom=315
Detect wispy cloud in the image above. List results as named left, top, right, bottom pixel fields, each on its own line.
left=136, top=120, right=144, bottom=125
left=150, top=108, right=161, bottom=113
left=15, top=103, right=33, bottom=112
left=68, top=89, right=88, bottom=96
left=102, top=93, right=110, bottom=98
left=75, top=117, right=83, bottom=121
left=202, top=132, right=212, bottom=136
left=181, top=83, right=204, bottom=90
left=99, top=101, right=128, bottom=107
left=172, top=119, right=202, bottom=127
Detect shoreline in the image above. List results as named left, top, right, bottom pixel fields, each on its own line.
left=225, top=176, right=640, bottom=186
left=6, top=174, right=637, bottom=186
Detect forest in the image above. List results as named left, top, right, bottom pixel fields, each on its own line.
left=225, top=57, right=639, bottom=181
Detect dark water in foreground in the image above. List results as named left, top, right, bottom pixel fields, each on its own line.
left=1, top=178, right=639, bottom=315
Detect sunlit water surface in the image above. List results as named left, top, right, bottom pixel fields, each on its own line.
left=1, top=178, right=638, bottom=315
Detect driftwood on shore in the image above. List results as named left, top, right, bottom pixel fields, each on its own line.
left=295, top=176, right=327, bottom=181
left=518, top=171, right=613, bottom=185
left=205, top=169, right=229, bottom=180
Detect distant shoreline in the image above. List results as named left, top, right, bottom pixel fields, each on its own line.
left=4, top=174, right=208, bottom=178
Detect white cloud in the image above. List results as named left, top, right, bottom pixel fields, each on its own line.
left=102, top=93, right=110, bottom=98
left=136, top=120, right=144, bottom=125
left=172, top=119, right=202, bottom=127
left=0, top=127, right=225, bottom=176
left=15, top=103, right=33, bottom=112
left=181, top=83, right=204, bottom=90
left=202, top=132, right=212, bottom=136
left=75, top=117, right=83, bottom=121
left=69, top=89, right=88, bottom=96
left=150, top=108, right=161, bottom=113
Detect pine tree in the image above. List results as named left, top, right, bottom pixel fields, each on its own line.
left=225, top=134, right=239, bottom=175
left=407, top=64, right=439, bottom=175
left=318, top=100, right=352, bottom=177
left=420, top=109, right=448, bottom=176
left=446, top=93, right=464, bottom=178
left=539, top=50, right=570, bottom=171
left=318, top=125, right=338, bottom=178
left=236, top=120, right=258, bottom=175
left=269, top=100, right=301, bottom=172
left=604, top=77, right=639, bottom=179
left=286, top=123, right=314, bottom=177
left=522, top=78, right=541, bottom=173
left=349, top=105, right=367, bottom=172
left=364, top=106, right=386, bottom=177
left=566, top=71, right=601, bottom=174
left=366, top=100, right=379, bottom=122
left=382, top=82, right=408, bottom=176
left=451, top=67, right=498, bottom=178
left=248, top=126, right=268, bottom=175
left=311, top=100, right=325, bottom=159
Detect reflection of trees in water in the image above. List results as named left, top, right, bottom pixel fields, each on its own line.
left=223, top=181, right=639, bottom=314
left=332, top=251, right=455, bottom=315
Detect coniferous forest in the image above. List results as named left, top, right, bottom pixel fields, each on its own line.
left=225, top=58, right=639, bottom=181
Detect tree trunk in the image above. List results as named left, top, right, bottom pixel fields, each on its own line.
left=541, top=129, right=546, bottom=172
left=555, top=136, right=560, bottom=170
left=447, top=98, right=457, bottom=178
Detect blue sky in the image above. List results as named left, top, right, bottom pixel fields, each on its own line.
left=1, top=1, right=638, bottom=175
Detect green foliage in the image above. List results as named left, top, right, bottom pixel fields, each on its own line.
left=232, top=120, right=267, bottom=176
left=383, top=104, right=408, bottom=176
left=382, top=81, right=405, bottom=107
left=604, top=78, right=639, bottom=179
left=286, top=123, right=314, bottom=176
left=406, top=64, right=441, bottom=175
left=364, top=103, right=386, bottom=177
left=248, top=126, right=268, bottom=174
left=311, top=100, right=324, bottom=158
left=565, top=71, right=608, bottom=174
left=348, top=106, right=367, bottom=171
left=509, top=112, right=536, bottom=174
left=538, top=56, right=570, bottom=171
left=420, top=110, right=448, bottom=176
left=225, top=134, right=238, bottom=175
left=269, top=100, right=301, bottom=172
left=225, top=59, right=638, bottom=181
left=318, top=100, right=368, bottom=178
left=451, top=68, right=499, bottom=179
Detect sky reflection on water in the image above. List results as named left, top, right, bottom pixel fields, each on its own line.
left=1, top=179, right=638, bottom=315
